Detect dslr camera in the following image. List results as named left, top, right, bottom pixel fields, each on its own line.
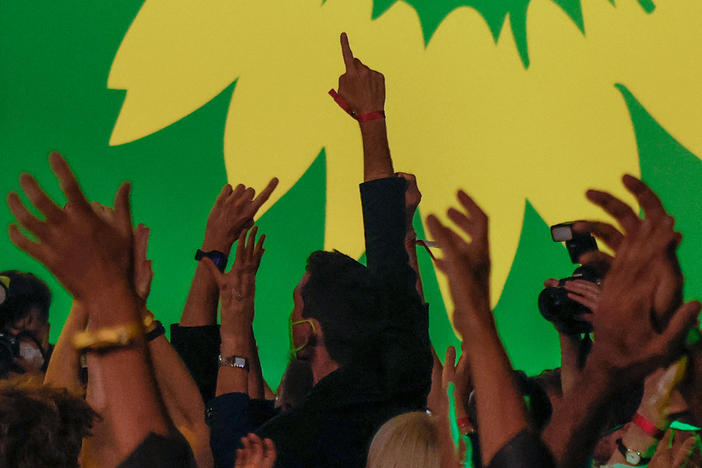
left=538, top=222, right=600, bottom=335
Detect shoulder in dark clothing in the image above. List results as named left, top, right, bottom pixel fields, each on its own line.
left=486, top=430, right=555, bottom=468
left=116, top=432, right=196, bottom=468
left=170, top=323, right=220, bottom=403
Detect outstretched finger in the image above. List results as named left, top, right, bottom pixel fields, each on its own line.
left=8, top=224, right=47, bottom=264
left=19, top=173, right=62, bottom=222
left=426, top=214, right=468, bottom=258
left=573, top=220, right=623, bottom=251
left=456, top=190, right=488, bottom=246
left=262, top=438, right=277, bottom=467
left=672, top=432, right=697, bottom=467
left=134, top=224, right=150, bottom=263
left=447, top=207, right=475, bottom=239
left=658, top=301, right=701, bottom=360
left=586, top=189, right=639, bottom=234
left=214, top=184, right=233, bottom=208
left=442, top=346, right=457, bottom=389
left=114, top=182, right=133, bottom=237
left=48, top=152, right=91, bottom=213
left=7, top=192, right=46, bottom=238
left=246, top=225, right=259, bottom=259
left=567, top=292, right=598, bottom=312
left=622, top=175, right=667, bottom=221
left=340, top=32, right=355, bottom=71
left=252, top=177, right=279, bottom=213
left=234, top=229, right=247, bottom=264
left=254, top=233, right=266, bottom=261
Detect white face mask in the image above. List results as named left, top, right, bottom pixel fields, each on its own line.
left=19, top=340, right=45, bottom=370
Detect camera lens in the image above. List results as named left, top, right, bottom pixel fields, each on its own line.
left=538, top=286, right=592, bottom=335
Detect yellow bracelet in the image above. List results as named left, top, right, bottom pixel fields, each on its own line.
left=72, top=321, right=144, bottom=351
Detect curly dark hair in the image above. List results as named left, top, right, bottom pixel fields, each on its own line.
left=0, top=271, right=52, bottom=330
left=0, top=377, right=97, bottom=468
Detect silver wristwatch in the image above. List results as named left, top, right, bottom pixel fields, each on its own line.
left=218, top=354, right=249, bottom=370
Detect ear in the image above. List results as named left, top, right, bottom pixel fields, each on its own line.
left=308, top=318, right=322, bottom=339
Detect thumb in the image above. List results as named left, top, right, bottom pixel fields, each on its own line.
left=114, top=182, right=133, bottom=237
left=201, top=257, right=224, bottom=287
left=659, top=301, right=701, bottom=358
left=442, top=346, right=457, bottom=389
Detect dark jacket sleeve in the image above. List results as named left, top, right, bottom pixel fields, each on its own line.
left=359, top=177, right=432, bottom=403
left=486, top=430, right=555, bottom=468
left=206, top=393, right=277, bottom=468
left=170, top=324, right=220, bottom=403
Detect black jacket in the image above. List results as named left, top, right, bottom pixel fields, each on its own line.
left=255, top=177, right=432, bottom=467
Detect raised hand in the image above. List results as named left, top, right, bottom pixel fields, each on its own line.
left=88, top=201, right=153, bottom=303
left=7, top=152, right=134, bottom=300
left=202, top=226, right=265, bottom=336
left=581, top=175, right=682, bottom=323
left=336, top=32, right=385, bottom=116
left=426, top=190, right=491, bottom=339
left=203, top=179, right=278, bottom=252
left=649, top=430, right=702, bottom=468
left=587, top=214, right=699, bottom=384
left=234, top=433, right=276, bottom=468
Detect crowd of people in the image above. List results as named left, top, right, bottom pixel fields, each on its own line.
left=2, top=32, right=702, bottom=467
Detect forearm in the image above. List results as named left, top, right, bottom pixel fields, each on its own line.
left=181, top=236, right=232, bottom=326
left=247, top=329, right=266, bottom=399
left=542, top=363, right=615, bottom=467
left=360, top=119, right=393, bottom=182
left=559, top=334, right=582, bottom=395
left=85, top=284, right=172, bottom=460
left=465, top=329, right=529, bottom=465
left=44, top=301, right=87, bottom=395
left=149, top=335, right=213, bottom=467
left=216, top=326, right=251, bottom=396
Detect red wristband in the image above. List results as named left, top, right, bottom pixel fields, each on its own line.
left=632, top=413, right=666, bottom=439
left=328, top=89, right=385, bottom=122
left=357, top=111, right=385, bottom=122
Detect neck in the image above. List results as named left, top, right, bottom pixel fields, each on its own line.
left=309, top=345, right=340, bottom=385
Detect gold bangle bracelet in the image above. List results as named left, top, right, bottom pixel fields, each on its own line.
left=72, top=321, right=144, bottom=352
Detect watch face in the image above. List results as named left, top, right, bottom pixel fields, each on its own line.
left=625, top=451, right=641, bottom=464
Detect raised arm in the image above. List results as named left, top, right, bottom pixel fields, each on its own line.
left=427, top=191, right=533, bottom=466
left=334, top=32, right=392, bottom=181
left=43, top=301, right=87, bottom=395
left=181, top=181, right=277, bottom=327
left=7, top=152, right=180, bottom=464
left=202, top=226, right=266, bottom=398
left=129, top=225, right=214, bottom=468
left=542, top=176, right=699, bottom=468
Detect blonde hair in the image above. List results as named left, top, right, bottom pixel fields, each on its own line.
left=366, top=411, right=441, bottom=468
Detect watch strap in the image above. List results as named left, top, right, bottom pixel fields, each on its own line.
left=195, top=249, right=228, bottom=272
left=616, top=438, right=651, bottom=465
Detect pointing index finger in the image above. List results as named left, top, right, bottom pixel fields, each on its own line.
left=340, top=32, right=355, bottom=71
